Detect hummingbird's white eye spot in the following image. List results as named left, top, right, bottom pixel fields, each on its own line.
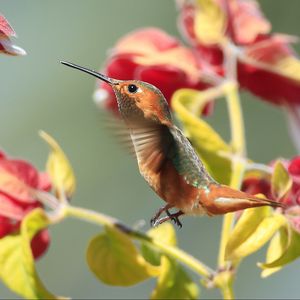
left=127, top=84, right=139, bottom=94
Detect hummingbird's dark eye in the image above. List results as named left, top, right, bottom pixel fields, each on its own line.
left=128, top=84, right=138, bottom=93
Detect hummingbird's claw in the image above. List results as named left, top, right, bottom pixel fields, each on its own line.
left=150, top=210, right=184, bottom=228
left=150, top=216, right=158, bottom=227
left=150, top=215, right=171, bottom=227
left=166, top=210, right=183, bottom=228
left=150, top=204, right=173, bottom=227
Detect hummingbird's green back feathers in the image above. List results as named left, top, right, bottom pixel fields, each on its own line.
left=167, top=126, right=214, bottom=188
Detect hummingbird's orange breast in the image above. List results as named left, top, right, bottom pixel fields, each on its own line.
left=139, top=156, right=201, bottom=212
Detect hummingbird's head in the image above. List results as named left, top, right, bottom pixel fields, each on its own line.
left=61, top=61, right=172, bottom=125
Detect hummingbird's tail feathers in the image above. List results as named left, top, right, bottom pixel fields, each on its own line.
left=243, top=195, right=284, bottom=208
left=202, top=183, right=284, bottom=215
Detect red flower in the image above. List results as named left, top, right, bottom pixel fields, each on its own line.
left=0, top=151, right=50, bottom=259
left=0, top=14, right=26, bottom=56
left=242, top=156, right=300, bottom=234
left=94, top=28, right=213, bottom=115
left=177, top=0, right=300, bottom=151
left=96, top=1, right=300, bottom=149
left=178, top=0, right=300, bottom=108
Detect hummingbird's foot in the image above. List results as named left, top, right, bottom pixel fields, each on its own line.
left=151, top=210, right=184, bottom=228
left=166, top=210, right=184, bottom=228
left=150, top=204, right=173, bottom=227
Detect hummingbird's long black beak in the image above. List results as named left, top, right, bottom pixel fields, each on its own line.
left=60, top=61, right=117, bottom=85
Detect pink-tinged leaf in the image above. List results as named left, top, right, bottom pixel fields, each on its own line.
left=0, top=15, right=16, bottom=38
left=113, top=27, right=180, bottom=56
left=1, top=159, right=39, bottom=188
left=238, top=35, right=300, bottom=106
left=177, top=2, right=197, bottom=44
left=111, top=28, right=201, bottom=82
left=37, top=172, right=52, bottom=192
left=0, top=159, right=39, bottom=203
left=138, top=66, right=207, bottom=101
left=287, top=156, right=300, bottom=176
left=106, top=54, right=138, bottom=79
left=0, top=216, right=16, bottom=238
left=227, top=0, right=271, bottom=45
left=31, top=229, right=50, bottom=260
left=0, top=151, right=6, bottom=159
left=134, top=46, right=200, bottom=82
left=0, top=194, right=25, bottom=220
left=0, top=15, right=26, bottom=56
left=96, top=28, right=212, bottom=114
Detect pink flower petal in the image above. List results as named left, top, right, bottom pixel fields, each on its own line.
left=0, top=158, right=39, bottom=203
left=227, top=0, right=271, bottom=45
left=38, top=172, right=52, bottom=192
left=114, top=27, right=180, bottom=56
left=0, top=15, right=16, bottom=38
left=30, top=229, right=50, bottom=259
left=0, top=193, right=25, bottom=220
left=0, top=216, right=16, bottom=238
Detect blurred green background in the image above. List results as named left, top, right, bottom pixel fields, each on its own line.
left=0, top=0, right=299, bottom=299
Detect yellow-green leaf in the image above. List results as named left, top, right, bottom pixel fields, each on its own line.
left=228, top=213, right=287, bottom=260
left=40, top=130, right=76, bottom=198
left=259, top=227, right=289, bottom=278
left=0, top=208, right=64, bottom=299
left=151, top=256, right=199, bottom=300
left=225, top=206, right=271, bottom=259
left=86, top=226, right=160, bottom=286
left=140, top=223, right=199, bottom=298
left=259, top=225, right=300, bottom=272
left=194, top=0, right=226, bottom=45
left=271, top=160, right=292, bottom=200
left=172, top=88, right=231, bottom=184
left=141, top=223, right=176, bottom=266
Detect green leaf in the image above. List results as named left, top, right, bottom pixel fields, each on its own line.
left=271, top=160, right=292, bottom=200
left=141, top=223, right=177, bottom=266
left=0, top=208, right=64, bottom=299
left=40, top=130, right=76, bottom=198
left=259, top=225, right=300, bottom=272
left=151, top=256, right=199, bottom=300
left=225, top=206, right=271, bottom=259
left=172, top=88, right=231, bottom=184
left=227, top=213, right=287, bottom=260
left=86, top=226, right=160, bottom=286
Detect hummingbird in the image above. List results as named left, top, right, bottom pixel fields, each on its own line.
left=61, top=61, right=283, bottom=228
